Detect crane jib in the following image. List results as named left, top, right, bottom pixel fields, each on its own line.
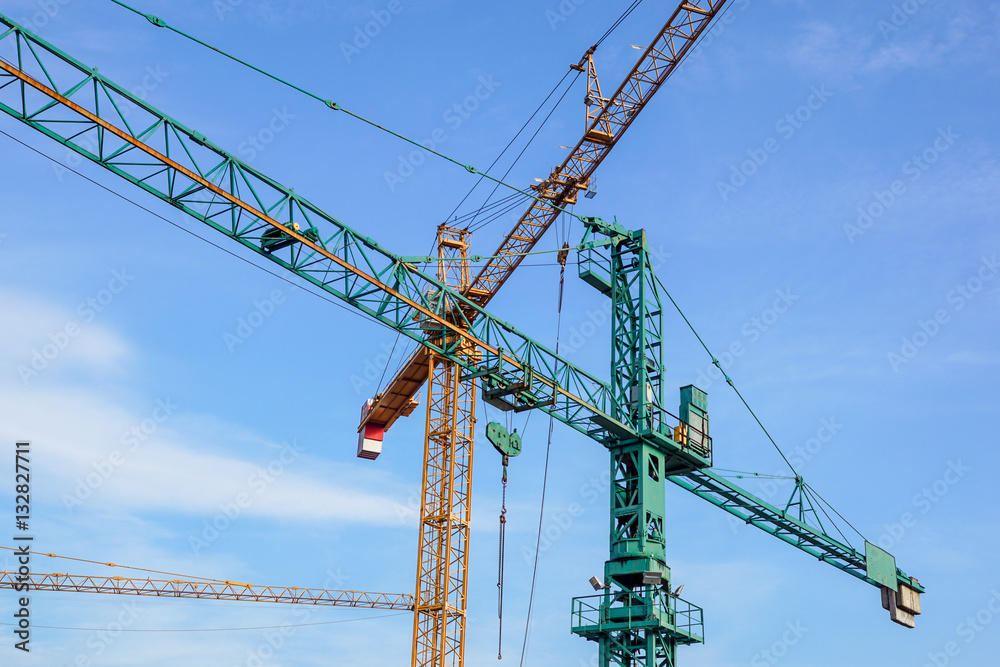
left=365, top=0, right=736, bottom=443
left=0, top=4, right=922, bottom=642
left=0, top=14, right=659, bottom=454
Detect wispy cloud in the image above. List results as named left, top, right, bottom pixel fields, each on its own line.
left=0, top=288, right=412, bottom=527
left=1, top=287, right=132, bottom=383
left=787, top=5, right=999, bottom=81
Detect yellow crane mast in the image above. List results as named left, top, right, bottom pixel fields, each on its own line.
left=355, top=4, right=734, bottom=665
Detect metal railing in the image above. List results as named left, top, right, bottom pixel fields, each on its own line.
left=571, top=590, right=704, bottom=641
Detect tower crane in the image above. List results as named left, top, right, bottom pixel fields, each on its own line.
left=0, top=6, right=923, bottom=667
left=357, top=4, right=739, bottom=663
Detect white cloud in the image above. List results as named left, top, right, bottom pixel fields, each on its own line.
left=0, top=382, right=410, bottom=526
left=787, top=7, right=1000, bottom=80
left=1, top=287, right=132, bottom=384
left=0, top=288, right=411, bottom=527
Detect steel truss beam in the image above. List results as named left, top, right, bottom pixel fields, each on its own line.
left=0, top=572, right=413, bottom=610
left=0, top=16, right=634, bottom=448
left=362, top=0, right=733, bottom=433
left=0, top=13, right=921, bottom=616
left=468, top=0, right=732, bottom=301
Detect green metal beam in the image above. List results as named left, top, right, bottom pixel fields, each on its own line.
left=0, top=15, right=922, bottom=600
left=0, top=14, right=632, bottom=448
left=669, top=469, right=923, bottom=593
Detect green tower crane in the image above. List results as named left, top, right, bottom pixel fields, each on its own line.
left=570, top=216, right=713, bottom=665
left=0, top=12, right=923, bottom=666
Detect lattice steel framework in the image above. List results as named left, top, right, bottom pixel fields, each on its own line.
left=411, top=227, right=477, bottom=667
left=0, top=14, right=922, bottom=595
left=574, top=219, right=705, bottom=665
left=359, top=0, right=732, bottom=435
left=0, top=572, right=413, bottom=610
left=0, top=16, right=926, bottom=665
left=466, top=0, right=731, bottom=302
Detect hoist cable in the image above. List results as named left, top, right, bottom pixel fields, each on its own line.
left=446, top=193, right=523, bottom=227
left=806, top=486, right=852, bottom=547
left=651, top=273, right=870, bottom=545
left=468, top=69, right=583, bottom=234
left=468, top=0, right=666, bottom=236
left=804, top=483, right=868, bottom=544
left=595, top=0, right=646, bottom=47
left=445, top=69, right=574, bottom=225
left=466, top=196, right=531, bottom=235
left=518, top=252, right=567, bottom=666
left=497, top=456, right=508, bottom=660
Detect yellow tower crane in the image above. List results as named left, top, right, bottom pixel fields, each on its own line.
left=354, top=4, right=734, bottom=664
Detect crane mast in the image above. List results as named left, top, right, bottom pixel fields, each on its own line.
left=410, top=226, right=478, bottom=666
left=0, top=9, right=923, bottom=666
left=357, top=6, right=735, bottom=660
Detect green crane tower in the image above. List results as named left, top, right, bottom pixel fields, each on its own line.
left=0, top=12, right=924, bottom=666
left=570, top=217, right=711, bottom=665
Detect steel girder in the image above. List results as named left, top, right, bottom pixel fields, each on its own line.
left=0, top=13, right=922, bottom=604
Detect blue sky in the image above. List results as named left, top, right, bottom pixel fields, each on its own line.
left=0, top=0, right=998, bottom=665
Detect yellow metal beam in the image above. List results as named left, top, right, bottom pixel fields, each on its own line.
left=411, top=227, right=477, bottom=667
left=0, top=572, right=413, bottom=610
